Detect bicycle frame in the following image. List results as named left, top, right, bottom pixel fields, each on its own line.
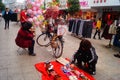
left=36, top=26, right=64, bottom=58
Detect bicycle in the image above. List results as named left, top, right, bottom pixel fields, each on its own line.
left=36, top=26, right=64, bottom=58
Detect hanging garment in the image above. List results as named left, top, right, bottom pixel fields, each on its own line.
left=85, top=21, right=93, bottom=38
left=71, top=20, right=76, bottom=33
left=101, top=25, right=113, bottom=39
left=68, top=19, right=74, bottom=32
left=82, top=21, right=93, bottom=38
left=108, top=24, right=117, bottom=35
left=78, top=20, right=84, bottom=36
left=75, top=20, right=81, bottom=35
left=72, top=19, right=78, bottom=34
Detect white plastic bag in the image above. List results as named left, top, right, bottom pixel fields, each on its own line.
left=57, top=25, right=67, bottom=36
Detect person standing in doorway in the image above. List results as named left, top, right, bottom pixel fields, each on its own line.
left=93, top=18, right=102, bottom=39
left=2, top=8, right=11, bottom=30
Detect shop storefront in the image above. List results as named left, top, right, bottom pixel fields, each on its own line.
left=90, top=0, right=120, bottom=21
left=79, top=0, right=97, bottom=19
left=89, top=0, right=120, bottom=47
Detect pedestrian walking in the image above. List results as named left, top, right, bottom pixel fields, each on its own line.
left=2, top=8, right=12, bottom=30
left=93, top=18, right=102, bottom=39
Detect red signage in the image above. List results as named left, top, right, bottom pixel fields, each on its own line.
left=80, top=0, right=88, bottom=7
left=93, top=0, right=106, bottom=3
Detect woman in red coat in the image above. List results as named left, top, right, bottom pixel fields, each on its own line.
left=15, top=21, right=36, bottom=56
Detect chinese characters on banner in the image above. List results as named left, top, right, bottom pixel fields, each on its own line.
left=80, top=0, right=89, bottom=7
left=79, top=0, right=91, bottom=9
left=93, top=0, right=106, bottom=3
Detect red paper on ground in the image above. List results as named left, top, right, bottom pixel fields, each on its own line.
left=35, top=61, right=95, bottom=80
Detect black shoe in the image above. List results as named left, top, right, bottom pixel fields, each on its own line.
left=90, top=71, right=96, bottom=75
left=105, top=45, right=111, bottom=48
left=91, top=71, right=96, bottom=75
left=114, top=54, right=120, bottom=58
left=99, top=38, right=101, bottom=40
left=29, top=53, right=36, bottom=56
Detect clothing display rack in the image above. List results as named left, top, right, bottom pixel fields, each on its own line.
left=68, top=19, right=93, bottom=38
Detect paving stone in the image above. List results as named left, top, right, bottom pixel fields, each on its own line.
left=0, top=68, right=8, bottom=80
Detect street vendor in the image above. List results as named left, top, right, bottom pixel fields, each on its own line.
left=71, top=39, right=98, bottom=75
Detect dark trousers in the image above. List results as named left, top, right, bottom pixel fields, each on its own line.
left=28, top=40, right=35, bottom=55
left=87, top=59, right=97, bottom=72
left=21, top=22, right=25, bottom=27
left=72, top=52, right=98, bottom=72
left=71, top=52, right=83, bottom=68
left=93, top=29, right=101, bottom=39
left=4, top=19, right=9, bottom=29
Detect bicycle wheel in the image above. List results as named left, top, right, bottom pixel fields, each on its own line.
left=52, top=39, right=63, bottom=58
left=36, top=33, right=51, bottom=47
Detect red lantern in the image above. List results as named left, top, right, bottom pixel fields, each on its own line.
left=107, top=14, right=111, bottom=20
left=100, top=0, right=102, bottom=3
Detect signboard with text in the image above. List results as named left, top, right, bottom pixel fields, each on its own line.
left=79, top=0, right=91, bottom=9
left=59, top=0, right=68, bottom=10
left=91, top=0, right=120, bottom=7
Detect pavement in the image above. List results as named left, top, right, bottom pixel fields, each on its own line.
left=0, top=19, right=120, bottom=80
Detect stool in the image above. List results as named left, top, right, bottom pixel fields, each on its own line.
left=17, top=47, right=28, bottom=55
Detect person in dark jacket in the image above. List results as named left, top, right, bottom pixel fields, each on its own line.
left=2, top=8, right=12, bottom=29
left=15, top=21, right=36, bottom=56
left=71, top=39, right=98, bottom=75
